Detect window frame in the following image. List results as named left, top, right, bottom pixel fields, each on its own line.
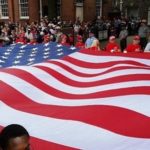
left=0, top=0, right=9, bottom=19
left=19, top=0, right=29, bottom=19
left=96, top=0, right=102, bottom=17
left=56, top=0, right=61, bottom=17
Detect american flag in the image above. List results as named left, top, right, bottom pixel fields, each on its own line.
left=0, top=42, right=79, bottom=68
left=0, top=44, right=150, bottom=149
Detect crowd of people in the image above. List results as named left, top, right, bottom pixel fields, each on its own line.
left=84, top=17, right=150, bottom=53
left=0, top=16, right=150, bottom=53
left=0, top=18, right=150, bottom=150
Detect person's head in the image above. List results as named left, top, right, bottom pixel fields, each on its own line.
left=60, top=34, right=70, bottom=44
left=27, top=28, right=31, bottom=34
left=77, top=35, right=83, bottom=42
left=141, top=19, right=147, bottom=26
left=89, top=30, right=95, bottom=38
left=133, top=35, right=140, bottom=45
left=44, top=34, right=50, bottom=43
left=0, top=124, right=30, bottom=150
left=55, top=26, right=61, bottom=33
left=109, top=36, right=116, bottom=43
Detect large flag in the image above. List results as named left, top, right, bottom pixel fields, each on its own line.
left=0, top=47, right=150, bottom=149
left=0, top=42, right=79, bottom=68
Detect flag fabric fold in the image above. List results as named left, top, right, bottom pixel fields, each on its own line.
left=0, top=46, right=150, bottom=150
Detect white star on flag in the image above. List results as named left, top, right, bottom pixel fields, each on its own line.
left=20, top=45, right=27, bottom=49
left=13, top=60, right=20, bottom=65
left=15, top=55, right=23, bottom=59
left=57, top=48, right=63, bottom=52
left=0, top=60, right=5, bottom=63
left=31, top=51, right=38, bottom=54
left=43, top=55, right=49, bottom=59
left=19, top=49, right=25, bottom=53
left=4, top=52, right=11, bottom=56
left=1, top=56, right=8, bottom=60
left=32, top=48, right=38, bottom=51
left=44, top=43, right=50, bottom=47
left=57, top=52, right=64, bottom=56
left=70, top=46, right=76, bottom=50
left=18, top=53, right=24, bottom=56
left=6, top=49, right=12, bottom=52
left=29, top=53, right=37, bottom=57
left=28, top=58, right=35, bottom=62
left=44, top=48, right=50, bottom=52
left=56, top=44, right=63, bottom=48
left=43, top=52, right=50, bottom=55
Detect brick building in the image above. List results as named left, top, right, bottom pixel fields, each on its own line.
left=0, top=0, right=113, bottom=23
left=0, top=0, right=39, bottom=22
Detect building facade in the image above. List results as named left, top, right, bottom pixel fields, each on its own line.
left=0, top=0, right=111, bottom=23
left=1, top=0, right=149, bottom=23
left=111, top=0, right=150, bottom=20
left=0, top=0, right=39, bottom=22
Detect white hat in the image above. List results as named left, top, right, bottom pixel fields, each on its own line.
left=109, top=36, right=116, bottom=41
left=55, top=26, right=61, bottom=30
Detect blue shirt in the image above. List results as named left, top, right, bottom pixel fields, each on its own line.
left=85, top=37, right=96, bottom=48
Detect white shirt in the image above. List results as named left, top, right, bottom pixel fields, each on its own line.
left=145, top=42, right=150, bottom=52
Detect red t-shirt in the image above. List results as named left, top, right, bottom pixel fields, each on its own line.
left=75, top=42, right=85, bottom=48
left=30, top=41, right=37, bottom=45
left=126, top=44, right=142, bottom=52
left=61, top=42, right=70, bottom=46
left=105, top=42, right=120, bottom=52
left=16, top=33, right=26, bottom=44
left=69, top=36, right=74, bottom=45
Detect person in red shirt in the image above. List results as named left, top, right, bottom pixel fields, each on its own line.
left=75, top=35, right=85, bottom=48
left=68, top=34, right=74, bottom=45
left=43, top=34, right=51, bottom=43
left=30, top=37, right=37, bottom=45
left=105, top=36, right=121, bottom=53
left=15, top=28, right=26, bottom=44
left=60, top=34, right=70, bottom=46
left=124, top=36, right=142, bottom=53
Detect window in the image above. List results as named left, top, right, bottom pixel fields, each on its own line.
left=96, top=0, right=102, bottom=17
left=75, top=0, right=83, bottom=7
left=57, top=0, right=61, bottom=16
left=76, top=0, right=83, bottom=3
left=112, top=0, right=119, bottom=8
left=19, top=0, right=29, bottom=19
left=0, top=0, right=8, bottom=19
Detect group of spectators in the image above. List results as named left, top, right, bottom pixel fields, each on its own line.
left=0, top=16, right=150, bottom=53
left=105, top=18, right=150, bottom=53
left=0, top=16, right=71, bottom=46
left=84, top=18, right=150, bottom=53
left=0, top=18, right=150, bottom=150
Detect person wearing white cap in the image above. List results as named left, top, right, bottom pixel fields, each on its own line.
left=105, top=36, right=121, bottom=53
left=124, top=35, right=142, bottom=53
left=55, top=26, right=62, bottom=43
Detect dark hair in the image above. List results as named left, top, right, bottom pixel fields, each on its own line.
left=0, top=124, right=29, bottom=149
